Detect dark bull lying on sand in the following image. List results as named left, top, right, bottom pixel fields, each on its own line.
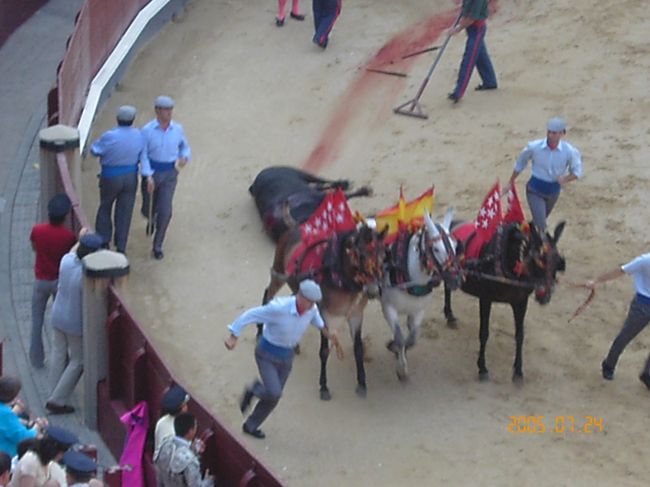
left=249, top=166, right=372, bottom=241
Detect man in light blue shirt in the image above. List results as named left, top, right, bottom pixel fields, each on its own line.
left=506, top=117, right=583, bottom=231
left=90, top=105, right=147, bottom=254
left=46, top=233, right=103, bottom=415
left=224, top=280, right=342, bottom=439
left=140, top=95, right=191, bottom=260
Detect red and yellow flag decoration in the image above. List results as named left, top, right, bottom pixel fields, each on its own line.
left=300, top=189, right=356, bottom=244
left=375, top=186, right=435, bottom=239
left=474, top=182, right=503, bottom=242
left=503, top=182, right=526, bottom=224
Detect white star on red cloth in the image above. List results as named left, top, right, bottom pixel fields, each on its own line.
left=474, top=183, right=503, bottom=240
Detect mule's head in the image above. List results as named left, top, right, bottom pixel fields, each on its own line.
left=343, top=223, right=388, bottom=294
left=526, top=221, right=566, bottom=304
left=423, top=208, right=463, bottom=290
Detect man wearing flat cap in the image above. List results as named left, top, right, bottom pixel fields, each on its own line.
left=46, top=233, right=103, bottom=415
left=90, top=105, right=147, bottom=254
left=154, top=385, right=190, bottom=457
left=63, top=450, right=103, bottom=486
left=225, top=279, right=342, bottom=439
left=29, top=194, right=77, bottom=368
left=505, top=117, right=583, bottom=231
left=140, top=95, right=192, bottom=260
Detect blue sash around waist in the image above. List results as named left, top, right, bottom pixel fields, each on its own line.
left=150, top=160, right=176, bottom=172
left=635, top=293, right=650, bottom=306
left=100, top=164, right=137, bottom=179
left=259, top=336, right=294, bottom=359
left=528, top=176, right=561, bottom=195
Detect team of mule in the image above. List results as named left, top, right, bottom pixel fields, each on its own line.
left=249, top=166, right=567, bottom=397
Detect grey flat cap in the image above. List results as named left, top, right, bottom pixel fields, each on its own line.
left=155, top=95, right=175, bottom=109
left=547, top=117, right=566, bottom=132
left=299, top=279, right=322, bottom=302
left=116, top=105, right=136, bottom=123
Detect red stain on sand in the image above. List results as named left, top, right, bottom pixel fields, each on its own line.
left=302, top=1, right=501, bottom=173
left=302, top=10, right=456, bottom=173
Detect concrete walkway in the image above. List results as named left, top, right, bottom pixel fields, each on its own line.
left=0, top=0, right=115, bottom=469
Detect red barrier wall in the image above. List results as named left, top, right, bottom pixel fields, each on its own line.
left=56, top=0, right=149, bottom=125
left=104, top=287, right=283, bottom=486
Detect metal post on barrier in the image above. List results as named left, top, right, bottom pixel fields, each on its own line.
left=38, top=125, right=80, bottom=221
left=82, top=250, right=130, bottom=429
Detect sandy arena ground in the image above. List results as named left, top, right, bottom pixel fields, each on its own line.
left=81, top=0, right=650, bottom=485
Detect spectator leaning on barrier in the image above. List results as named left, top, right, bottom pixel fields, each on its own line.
left=45, top=233, right=103, bottom=415
left=153, top=385, right=190, bottom=458
left=90, top=105, right=147, bottom=255
left=29, top=194, right=77, bottom=369
left=154, top=413, right=213, bottom=487
left=140, top=95, right=191, bottom=261
left=0, top=377, right=46, bottom=458
left=10, top=426, right=77, bottom=487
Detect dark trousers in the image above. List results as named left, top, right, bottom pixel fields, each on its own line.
left=604, top=295, right=650, bottom=374
left=526, top=183, right=560, bottom=232
left=244, top=346, right=293, bottom=431
left=312, top=0, right=341, bottom=45
left=452, top=22, right=497, bottom=99
left=141, top=169, right=178, bottom=252
left=95, top=173, right=138, bottom=252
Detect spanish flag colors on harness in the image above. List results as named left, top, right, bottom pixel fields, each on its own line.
left=375, top=186, right=435, bottom=240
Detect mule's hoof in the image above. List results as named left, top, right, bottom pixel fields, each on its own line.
left=355, top=385, right=367, bottom=398
left=446, top=317, right=458, bottom=329
left=320, top=389, right=331, bottom=401
left=512, top=372, right=524, bottom=385
left=386, top=340, right=398, bottom=356
left=396, top=370, right=409, bottom=382
left=478, top=371, right=490, bottom=382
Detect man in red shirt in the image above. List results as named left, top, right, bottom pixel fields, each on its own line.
left=29, top=194, right=76, bottom=368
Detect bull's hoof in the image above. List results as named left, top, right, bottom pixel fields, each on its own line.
left=446, top=316, right=458, bottom=329
left=478, top=371, right=490, bottom=382
left=512, top=371, right=524, bottom=385
left=355, top=385, right=367, bottom=398
left=320, top=389, right=331, bottom=401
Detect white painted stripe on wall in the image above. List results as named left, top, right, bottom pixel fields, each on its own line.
left=78, top=0, right=171, bottom=152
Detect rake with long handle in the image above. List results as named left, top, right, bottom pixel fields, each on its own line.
left=393, top=11, right=462, bottom=119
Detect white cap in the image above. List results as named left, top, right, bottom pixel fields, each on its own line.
left=299, top=279, right=322, bottom=302
left=547, top=117, right=566, bottom=132
left=154, top=95, right=175, bottom=109
left=116, top=105, right=136, bottom=123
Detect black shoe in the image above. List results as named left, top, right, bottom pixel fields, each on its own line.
left=45, top=401, right=75, bottom=415
left=290, top=12, right=305, bottom=21
left=447, top=92, right=459, bottom=103
left=475, top=84, right=497, bottom=91
left=276, top=17, right=284, bottom=27
left=242, top=424, right=266, bottom=439
left=639, top=372, right=650, bottom=390
left=601, top=360, right=614, bottom=380
left=313, top=37, right=328, bottom=49
left=152, top=250, right=164, bottom=260
left=239, top=388, right=254, bottom=414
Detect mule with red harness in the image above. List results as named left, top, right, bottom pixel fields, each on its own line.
left=443, top=220, right=566, bottom=382
left=264, top=212, right=388, bottom=399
